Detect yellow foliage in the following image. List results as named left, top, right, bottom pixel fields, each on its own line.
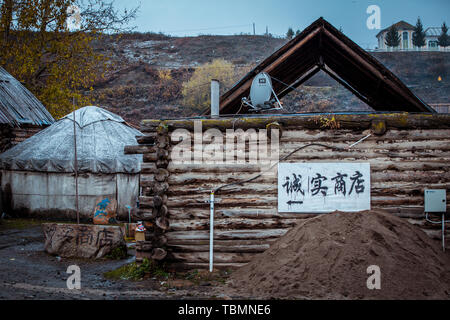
left=158, top=69, right=172, bottom=82
left=182, top=59, right=236, bottom=113
left=0, top=0, right=108, bottom=119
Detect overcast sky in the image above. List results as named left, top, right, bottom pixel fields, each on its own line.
left=115, top=0, right=450, bottom=48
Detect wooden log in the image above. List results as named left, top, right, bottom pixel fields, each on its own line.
left=155, top=168, right=170, bottom=182
left=167, top=262, right=246, bottom=271
left=153, top=182, right=170, bottom=195
left=139, top=196, right=155, bottom=209
left=156, top=159, right=169, bottom=168
left=167, top=243, right=270, bottom=253
left=167, top=252, right=255, bottom=263
left=168, top=218, right=299, bottom=231
left=166, top=229, right=288, bottom=241
left=124, top=144, right=156, bottom=154
left=153, top=195, right=164, bottom=208
left=152, top=248, right=167, bottom=260
left=167, top=239, right=278, bottom=246
left=157, top=148, right=169, bottom=160
left=156, top=216, right=170, bottom=230
left=137, top=133, right=157, bottom=144
left=136, top=241, right=153, bottom=251
left=168, top=207, right=317, bottom=219
left=157, top=135, right=170, bottom=148
left=160, top=114, right=450, bottom=132
left=141, top=162, right=157, bottom=174
left=155, top=205, right=168, bottom=218
left=153, top=235, right=168, bottom=247
left=144, top=153, right=157, bottom=162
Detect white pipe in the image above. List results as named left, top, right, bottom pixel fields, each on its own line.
left=209, top=190, right=215, bottom=272
left=443, top=213, right=446, bottom=252
left=211, top=80, right=220, bottom=118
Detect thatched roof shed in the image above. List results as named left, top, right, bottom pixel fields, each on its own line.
left=0, top=67, right=54, bottom=126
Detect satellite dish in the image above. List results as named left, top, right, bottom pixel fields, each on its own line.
left=242, top=72, right=283, bottom=112
left=250, top=72, right=273, bottom=108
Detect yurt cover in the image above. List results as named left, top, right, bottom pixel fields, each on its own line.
left=0, top=106, right=143, bottom=173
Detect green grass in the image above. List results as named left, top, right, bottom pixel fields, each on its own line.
left=104, top=258, right=169, bottom=281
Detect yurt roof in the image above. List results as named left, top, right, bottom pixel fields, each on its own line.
left=0, top=106, right=143, bottom=174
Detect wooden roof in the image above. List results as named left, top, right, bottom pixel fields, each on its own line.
left=211, top=18, right=435, bottom=115
left=0, top=67, right=55, bottom=126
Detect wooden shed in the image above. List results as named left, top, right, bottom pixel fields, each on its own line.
left=0, top=67, right=54, bottom=152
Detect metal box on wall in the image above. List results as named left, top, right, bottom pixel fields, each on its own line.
left=424, top=189, right=447, bottom=213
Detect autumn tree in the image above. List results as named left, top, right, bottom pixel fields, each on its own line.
left=182, top=59, right=236, bottom=113
left=438, top=22, right=449, bottom=48
left=0, top=0, right=138, bottom=118
left=385, top=25, right=400, bottom=48
left=412, top=17, right=426, bottom=48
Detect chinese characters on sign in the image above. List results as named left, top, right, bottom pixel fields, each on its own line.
left=278, top=163, right=371, bottom=213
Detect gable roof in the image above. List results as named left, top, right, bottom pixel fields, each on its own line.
left=0, top=67, right=55, bottom=126
left=425, top=27, right=442, bottom=37
left=211, top=18, right=434, bottom=115
left=376, top=21, right=415, bottom=38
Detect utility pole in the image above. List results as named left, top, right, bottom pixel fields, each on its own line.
left=253, top=23, right=255, bottom=35
left=266, top=26, right=268, bottom=36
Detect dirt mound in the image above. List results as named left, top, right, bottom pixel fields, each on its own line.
left=227, top=210, right=450, bottom=299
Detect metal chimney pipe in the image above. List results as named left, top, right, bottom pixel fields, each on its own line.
left=211, top=79, right=220, bottom=118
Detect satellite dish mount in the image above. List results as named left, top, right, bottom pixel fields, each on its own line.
left=241, top=72, right=283, bottom=112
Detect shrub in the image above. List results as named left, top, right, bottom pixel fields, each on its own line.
left=181, top=59, right=236, bottom=113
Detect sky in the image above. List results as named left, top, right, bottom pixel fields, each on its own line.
left=115, top=0, right=450, bottom=49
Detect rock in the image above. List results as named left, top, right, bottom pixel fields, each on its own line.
left=42, top=223, right=126, bottom=259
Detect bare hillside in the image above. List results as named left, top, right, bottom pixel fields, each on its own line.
left=89, top=34, right=450, bottom=125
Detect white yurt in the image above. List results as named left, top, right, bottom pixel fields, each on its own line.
left=0, top=106, right=143, bottom=220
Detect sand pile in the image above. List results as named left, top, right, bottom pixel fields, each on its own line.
left=227, top=210, right=450, bottom=299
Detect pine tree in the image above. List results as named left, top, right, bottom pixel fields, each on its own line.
left=295, top=29, right=301, bottom=36
left=412, top=17, right=426, bottom=48
left=385, top=25, right=400, bottom=48
left=286, top=27, right=294, bottom=39
left=438, top=22, right=449, bottom=48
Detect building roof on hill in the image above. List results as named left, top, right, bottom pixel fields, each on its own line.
left=425, top=27, right=442, bottom=37
left=0, top=67, right=55, bottom=126
left=209, top=18, right=434, bottom=115
left=376, top=21, right=416, bottom=38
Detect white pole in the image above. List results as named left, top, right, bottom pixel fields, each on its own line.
left=209, top=190, right=215, bottom=272
left=211, top=79, right=220, bottom=118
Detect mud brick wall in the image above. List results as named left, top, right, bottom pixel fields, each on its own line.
left=126, top=113, right=450, bottom=270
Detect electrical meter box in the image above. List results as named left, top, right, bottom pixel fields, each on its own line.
left=424, top=189, right=447, bottom=213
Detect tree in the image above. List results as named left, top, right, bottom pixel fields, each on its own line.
left=385, top=25, right=400, bottom=48
left=0, top=0, right=138, bottom=118
left=182, top=59, right=236, bottom=113
left=295, top=29, right=301, bottom=36
left=286, top=27, right=294, bottom=39
left=438, top=22, right=449, bottom=48
left=412, top=17, right=426, bottom=48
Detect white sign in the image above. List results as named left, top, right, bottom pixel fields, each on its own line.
left=278, top=163, right=371, bottom=213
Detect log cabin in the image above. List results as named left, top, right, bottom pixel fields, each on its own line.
left=126, top=18, right=449, bottom=270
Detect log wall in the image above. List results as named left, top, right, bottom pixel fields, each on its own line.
left=0, top=124, right=45, bottom=153
left=126, top=113, right=450, bottom=270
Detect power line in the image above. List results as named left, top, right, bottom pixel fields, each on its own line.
left=166, top=24, right=253, bottom=34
